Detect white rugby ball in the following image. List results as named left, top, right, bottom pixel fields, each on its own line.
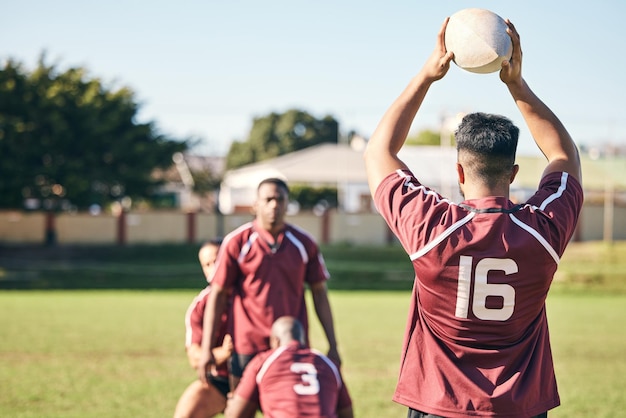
left=444, top=8, right=512, bottom=74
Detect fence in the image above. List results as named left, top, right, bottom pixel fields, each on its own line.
left=1, top=203, right=625, bottom=246
left=0, top=210, right=394, bottom=246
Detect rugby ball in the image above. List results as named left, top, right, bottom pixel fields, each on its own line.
left=444, top=8, right=512, bottom=74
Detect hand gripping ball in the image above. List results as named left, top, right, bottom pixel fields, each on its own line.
left=444, top=8, right=513, bottom=74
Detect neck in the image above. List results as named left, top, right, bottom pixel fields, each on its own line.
left=258, top=221, right=284, bottom=239
left=461, top=183, right=510, bottom=200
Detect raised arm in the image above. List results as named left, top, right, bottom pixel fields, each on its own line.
left=500, top=20, right=582, bottom=183
left=364, top=18, right=454, bottom=196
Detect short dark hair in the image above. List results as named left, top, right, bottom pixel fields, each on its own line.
left=258, top=177, right=289, bottom=195
left=455, top=113, right=519, bottom=186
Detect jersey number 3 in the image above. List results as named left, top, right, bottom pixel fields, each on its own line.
left=455, top=256, right=516, bottom=321
left=291, top=363, right=320, bottom=395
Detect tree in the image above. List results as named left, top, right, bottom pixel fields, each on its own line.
left=225, top=109, right=339, bottom=169
left=289, top=184, right=337, bottom=210
left=0, top=56, right=189, bottom=210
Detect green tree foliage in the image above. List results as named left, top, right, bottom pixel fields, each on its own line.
left=289, top=184, right=337, bottom=210
left=225, top=109, right=339, bottom=169
left=190, top=168, right=222, bottom=197
left=0, top=56, right=189, bottom=210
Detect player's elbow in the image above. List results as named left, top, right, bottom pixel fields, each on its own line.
left=544, top=155, right=582, bottom=183
left=363, top=140, right=389, bottom=169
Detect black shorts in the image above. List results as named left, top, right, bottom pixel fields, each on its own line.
left=207, top=374, right=230, bottom=398
left=407, top=408, right=547, bottom=418
left=228, top=351, right=256, bottom=378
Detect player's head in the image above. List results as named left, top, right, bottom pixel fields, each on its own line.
left=270, top=316, right=305, bottom=348
left=254, top=178, right=289, bottom=231
left=455, top=112, right=520, bottom=193
left=198, top=238, right=222, bottom=283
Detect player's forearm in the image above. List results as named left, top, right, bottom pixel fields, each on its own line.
left=318, top=312, right=338, bottom=350
left=186, top=344, right=202, bottom=370
left=200, top=309, right=216, bottom=353
left=201, top=287, right=227, bottom=352
left=311, top=286, right=338, bottom=349
left=368, top=74, right=434, bottom=156
left=364, top=74, right=434, bottom=195
left=508, top=79, right=581, bottom=179
left=367, top=18, right=451, bottom=158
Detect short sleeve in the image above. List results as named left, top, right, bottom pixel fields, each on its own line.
left=211, top=238, right=242, bottom=289
left=526, top=172, right=583, bottom=256
left=374, top=169, right=456, bottom=255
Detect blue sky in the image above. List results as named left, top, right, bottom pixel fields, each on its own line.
left=4, top=1, right=625, bottom=156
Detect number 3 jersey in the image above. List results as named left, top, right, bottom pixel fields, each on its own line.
left=374, top=169, right=583, bottom=418
left=234, top=341, right=352, bottom=418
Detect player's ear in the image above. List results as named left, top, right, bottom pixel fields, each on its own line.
left=456, top=163, right=465, bottom=184
left=270, top=335, right=279, bottom=349
left=509, top=164, right=519, bottom=184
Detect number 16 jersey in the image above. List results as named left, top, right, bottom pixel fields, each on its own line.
left=374, top=170, right=583, bottom=418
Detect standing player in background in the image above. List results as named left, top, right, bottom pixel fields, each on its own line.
left=174, top=239, right=233, bottom=418
left=224, top=316, right=353, bottom=418
left=364, top=17, right=582, bottom=418
left=199, top=178, right=341, bottom=390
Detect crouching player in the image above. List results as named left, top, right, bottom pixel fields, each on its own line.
left=225, top=316, right=353, bottom=418
left=174, top=240, right=233, bottom=418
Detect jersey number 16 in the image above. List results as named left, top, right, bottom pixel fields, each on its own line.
left=455, top=256, right=517, bottom=321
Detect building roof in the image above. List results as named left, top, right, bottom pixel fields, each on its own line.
left=222, top=143, right=626, bottom=192
left=222, top=143, right=368, bottom=188
left=222, top=143, right=461, bottom=188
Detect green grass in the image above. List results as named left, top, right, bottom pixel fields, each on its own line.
left=0, top=243, right=418, bottom=290
left=0, top=242, right=625, bottom=416
left=3, top=241, right=625, bottom=292
left=553, top=241, right=626, bottom=293
left=546, top=294, right=626, bottom=417
left=0, top=291, right=625, bottom=417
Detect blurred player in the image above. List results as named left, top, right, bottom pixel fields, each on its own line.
left=364, top=18, right=582, bottom=417
left=224, top=316, right=353, bottom=418
left=199, top=178, right=341, bottom=390
left=174, top=239, right=233, bottom=418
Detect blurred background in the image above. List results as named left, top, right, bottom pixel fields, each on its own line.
left=1, top=1, right=625, bottom=246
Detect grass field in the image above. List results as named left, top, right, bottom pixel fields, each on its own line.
left=0, top=242, right=625, bottom=417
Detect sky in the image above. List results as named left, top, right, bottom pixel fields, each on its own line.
left=3, top=0, right=626, bottom=157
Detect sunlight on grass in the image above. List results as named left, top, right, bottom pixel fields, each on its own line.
left=1, top=241, right=625, bottom=416
left=1, top=290, right=624, bottom=417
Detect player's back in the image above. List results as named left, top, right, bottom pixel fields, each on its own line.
left=256, top=341, right=342, bottom=418
left=414, top=197, right=558, bottom=346
left=386, top=171, right=582, bottom=415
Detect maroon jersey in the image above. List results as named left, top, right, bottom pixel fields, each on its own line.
left=212, top=220, right=330, bottom=355
left=375, top=170, right=583, bottom=417
left=184, top=286, right=230, bottom=377
left=234, top=341, right=352, bottom=418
